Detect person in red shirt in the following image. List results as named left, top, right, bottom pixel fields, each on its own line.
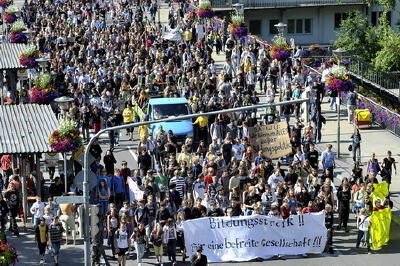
left=372, top=199, right=385, bottom=212
left=302, top=201, right=318, bottom=214
left=203, top=167, right=215, bottom=186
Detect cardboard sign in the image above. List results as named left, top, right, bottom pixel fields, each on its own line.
left=249, top=122, right=292, bottom=159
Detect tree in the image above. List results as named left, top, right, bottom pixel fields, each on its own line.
left=373, top=31, right=400, bottom=72
left=334, top=11, right=379, bottom=62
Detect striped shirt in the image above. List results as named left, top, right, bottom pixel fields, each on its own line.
left=170, top=176, right=185, bottom=199
left=49, top=222, right=64, bottom=242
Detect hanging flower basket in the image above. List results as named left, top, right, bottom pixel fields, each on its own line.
left=0, top=0, right=13, bottom=8
left=28, top=73, right=58, bottom=104
left=3, top=12, right=16, bottom=23
left=198, top=0, right=214, bottom=18
left=9, top=21, right=27, bottom=43
left=0, top=240, right=18, bottom=265
left=269, top=35, right=291, bottom=61
left=325, top=65, right=354, bottom=93
left=49, top=119, right=82, bottom=153
left=228, top=15, right=248, bottom=38
left=269, top=46, right=291, bottom=61
left=19, top=45, right=39, bottom=68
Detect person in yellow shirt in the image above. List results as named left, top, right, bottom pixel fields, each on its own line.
left=193, top=112, right=208, bottom=144
left=184, top=29, right=192, bottom=45
left=138, top=117, right=150, bottom=141
left=123, top=102, right=135, bottom=140
left=177, top=145, right=192, bottom=167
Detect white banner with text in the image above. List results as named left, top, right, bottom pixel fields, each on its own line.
left=183, top=213, right=327, bottom=262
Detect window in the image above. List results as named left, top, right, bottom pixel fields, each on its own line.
left=269, top=19, right=279, bottom=34
left=287, top=19, right=312, bottom=34
left=371, top=11, right=392, bottom=26
left=334, top=12, right=348, bottom=29
left=152, top=104, right=189, bottom=119
left=249, top=20, right=262, bottom=35
left=305, top=18, right=312, bottom=33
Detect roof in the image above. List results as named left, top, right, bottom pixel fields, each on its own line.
left=0, top=104, right=59, bottom=154
left=0, top=43, right=29, bottom=70
left=149, top=98, right=188, bottom=105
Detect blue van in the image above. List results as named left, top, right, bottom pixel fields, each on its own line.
left=147, top=98, right=193, bottom=144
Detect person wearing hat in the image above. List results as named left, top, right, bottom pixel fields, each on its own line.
left=35, top=217, right=49, bottom=264
left=190, top=246, right=208, bottom=266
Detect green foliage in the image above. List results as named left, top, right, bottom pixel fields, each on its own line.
left=33, top=73, right=52, bottom=88
left=373, top=31, right=400, bottom=72
left=272, top=35, right=287, bottom=48
left=59, top=118, right=78, bottom=136
left=231, top=14, right=244, bottom=25
left=335, top=10, right=400, bottom=72
left=365, top=0, right=396, bottom=10
left=334, top=11, right=375, bottom=61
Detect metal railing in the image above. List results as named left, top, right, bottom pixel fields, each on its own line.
left=356, top=93, right=400, bottom=137
left=347, top=57, right=400, bottom=99
left=303, top=60, right=400, bottom=138
left=211, top=0, right=364, bottom=9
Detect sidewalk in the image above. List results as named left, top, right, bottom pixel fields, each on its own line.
left=317, top=101, right=400, bottom=225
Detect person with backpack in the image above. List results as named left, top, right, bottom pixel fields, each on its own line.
left=114, top=223, right=130, bottom=266
left=356, top=208, right=371, bottom=254
left=151, top=221, right=164, bottom=265
left=4, top=183, right=20, bottom=235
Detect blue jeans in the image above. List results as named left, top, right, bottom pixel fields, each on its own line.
left=134, top=242, right=145, bottom=263
left=99, top=200, right=109, bottom=216
left=51, top=241, right=61, bottom=256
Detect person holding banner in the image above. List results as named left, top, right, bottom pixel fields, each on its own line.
left=190, top=246, right=208, bottom=266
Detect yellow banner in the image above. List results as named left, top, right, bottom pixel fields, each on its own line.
left=372, top=182, right=389, bottom=199
left=370, top=208, right=391, bottom=250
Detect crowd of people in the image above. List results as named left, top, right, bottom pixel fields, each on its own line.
left=0, top=0, right=397, bottom=265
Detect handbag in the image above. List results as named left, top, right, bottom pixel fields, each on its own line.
left=348, top=144, right=352, bottom=152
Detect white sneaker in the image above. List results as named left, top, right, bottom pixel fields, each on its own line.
left=40, top=259, right=44, bottom=264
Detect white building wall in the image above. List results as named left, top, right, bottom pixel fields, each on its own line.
left=244, top=5, right=365, bottom=45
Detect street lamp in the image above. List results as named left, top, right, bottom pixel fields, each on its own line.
left=36, top=57, right=51, bottom=73
left=274, top=22, right=287, bottom=37
left=332, top=48, right=347, bottom=159
left=232, top=3, right=244, bottom=16
left=23, top=29, right=35, bottom=41
left=54, top=96, right=74, bottom=193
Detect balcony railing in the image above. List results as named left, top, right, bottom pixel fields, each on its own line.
left=211, top=0, right=365, bottom=9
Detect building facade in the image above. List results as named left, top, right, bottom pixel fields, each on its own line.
left=212, top=0, right=368, bottom=45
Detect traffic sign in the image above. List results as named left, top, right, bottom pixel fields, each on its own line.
left=75, top=170, right=98, bottom=191
left=74, top=146, right=96, bottom=167
left=54, top=196, right=84, bottom=205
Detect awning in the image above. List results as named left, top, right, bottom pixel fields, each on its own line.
left=0, top=43, right=29, bottom=70
left=0, top=104, right=59, bottom=154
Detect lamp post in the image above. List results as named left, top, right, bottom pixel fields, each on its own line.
left=36, top=57, right=51, bottom=73
left=22, top=29, right=36, bottom=89
left=332, top=48, right=347, bottom=159
left=232, top=3, right=244, bottom=16
left=54, top=96, right=74, bottom=193
left=274, top=22, right=287, bottom=37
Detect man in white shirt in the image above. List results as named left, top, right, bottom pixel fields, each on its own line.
left=192, top=175, right=206, bottom=200
left=30, top=196, right=46, bottom=228
left=267, top=169, right=284, bottom=192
